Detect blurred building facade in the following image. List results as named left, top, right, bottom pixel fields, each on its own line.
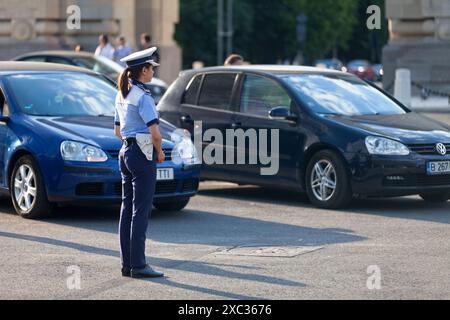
left=0, top=0, right=181, bottom=83
left=383, top=0, right=450, bottom=100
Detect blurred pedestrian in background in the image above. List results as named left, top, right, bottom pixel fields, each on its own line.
left=95, top=34, right=115, bottom=60
left=74, top=44, right=84, bottom=52
left=224, top=54, right=244, bottom=66
left=140, top=33, right=160, bottom=63
left=140, top=33, right=152, bottom=50
left=115, top=36, right=133, bottom=67
left=140, top=33, right=160, bottom=77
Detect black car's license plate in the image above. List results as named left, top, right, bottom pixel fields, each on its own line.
left=427, top=161, right=450, bottom=175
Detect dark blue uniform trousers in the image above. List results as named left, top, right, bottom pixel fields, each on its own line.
left=119, top=143, right=156, bottom=269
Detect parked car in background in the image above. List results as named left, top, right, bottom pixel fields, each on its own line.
left=346, top=60, right=375, bottom=82
left=315, top=59, right=346, bottom=72
left=372, top=64, right=384, bottom=82
left=158, top=65, right=450, bottom=209
left=13, top=51, right=168, bottom=104
left=0, top=62, right=200, bottom=219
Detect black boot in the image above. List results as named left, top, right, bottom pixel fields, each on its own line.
left=122, top=267, right=131, bottom=277
left=131, top=265, right=164, bottom=278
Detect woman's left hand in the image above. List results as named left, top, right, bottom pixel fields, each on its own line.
left=156, top=150, right=165, bottom=163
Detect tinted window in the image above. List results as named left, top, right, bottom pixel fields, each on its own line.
left=19, top=56, right=46, bottom=62
left=198, top=73, right=236, bottom=110
left=183, top=75, right=202, bottom=105
left=5, top=73, right=116, bottom=116
left=72, top=56, right=121, bottom=79
left=280, top=73, right=407, bottom=116
left=240, top=75, right=291, bottom=117
left=47, top=57, right=74, bottom=66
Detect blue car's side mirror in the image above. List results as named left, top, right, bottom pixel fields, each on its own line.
left=269, top=107, right=298, bottom=122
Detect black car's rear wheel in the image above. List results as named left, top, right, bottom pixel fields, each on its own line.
left=306, top=150, right=352, bottom=209
left=419, top=192, right=450, bottom=203
left=154, top=198, right=190, bottom=211
left=10, top=155, right=53, bottom=219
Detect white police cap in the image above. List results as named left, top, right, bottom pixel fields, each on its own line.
left=120, top=47, right=160, bottom=68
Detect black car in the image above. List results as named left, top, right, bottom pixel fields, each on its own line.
left=158, top=65, right=450, bottom=209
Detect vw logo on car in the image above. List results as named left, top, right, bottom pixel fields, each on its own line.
left=436, top=143, right=447, bottom=156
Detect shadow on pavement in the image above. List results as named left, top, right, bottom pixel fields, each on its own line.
left=0, top=229, right=305, bottom=299
left=0, top=191, right=366, bottom=298
left=199, top=185, right=450, bottom=225
left=199, top=185, right=310, bottom=208
left=348, top=196, right=450, bottom=224
left=13, top=204, right=364, bottom=248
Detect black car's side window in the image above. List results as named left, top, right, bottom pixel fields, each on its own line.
left=198, top=73, right=237, bottom=110
left=240, top=75, right=292, bottom=118
left=183, top=74, right=202, bottom=105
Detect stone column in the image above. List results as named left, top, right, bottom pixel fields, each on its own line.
left=383, top=0, right=450, bottom=99
left=134, top=0, right=182, bottom=84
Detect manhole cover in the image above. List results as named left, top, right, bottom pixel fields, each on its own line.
left=216, top=245, right=323, bottom=258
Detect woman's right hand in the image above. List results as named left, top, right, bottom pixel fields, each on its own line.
left=156, top=150, right=165, bottom=163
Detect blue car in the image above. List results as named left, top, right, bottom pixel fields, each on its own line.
left=0, top=62, right=200, bottom=219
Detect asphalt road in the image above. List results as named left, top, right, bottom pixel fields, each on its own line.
left=0, top=181, right=449, bottom=300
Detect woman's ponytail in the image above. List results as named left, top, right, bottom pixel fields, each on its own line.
left=118, top=67, right=131, bottom=98
left=117, top=63, right=152, bottom=98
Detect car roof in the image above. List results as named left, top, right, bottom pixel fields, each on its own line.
left=0, top=61, right=98, bottom=75
left=183, top=64, right=346, bottom=76
left=14, top=50, right=95, bottom=59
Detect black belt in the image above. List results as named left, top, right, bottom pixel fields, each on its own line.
left=123, top=137, right=136, bottom=147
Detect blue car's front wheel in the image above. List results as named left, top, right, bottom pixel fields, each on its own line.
left=10, top=155, right=53, bottom=219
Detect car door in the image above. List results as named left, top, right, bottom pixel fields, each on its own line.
left=232, top=73, right=304, bottom=187
left=179, top=72, right=239, bottom=180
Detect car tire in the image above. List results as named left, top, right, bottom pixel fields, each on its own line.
left=154, top=198, right=190, bottom=212
left=419, top=192, right=450, bottom=203
left=10, top=155, right=53, bottom=219
left=305, top=150, right=353, bottom=209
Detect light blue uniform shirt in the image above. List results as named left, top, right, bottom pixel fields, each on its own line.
left=114, top=83, right=159, bottom=139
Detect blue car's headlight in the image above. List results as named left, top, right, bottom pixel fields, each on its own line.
left=365, top=136, right=410, bottom=156
left=172, top=138, right=200, bottom=165
left=60, top=141, right=108, bottom=162
left=170, top=130, right=200, bottom=165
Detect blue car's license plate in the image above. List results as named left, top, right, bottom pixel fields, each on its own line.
left=157, top=168, right=174, bottom=181
left=427, top=161, right=450, bottom=175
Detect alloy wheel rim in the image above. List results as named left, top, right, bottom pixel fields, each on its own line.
left=311, top=159, right=337, bottom=202
left=14, top=165, right=37, bottom=212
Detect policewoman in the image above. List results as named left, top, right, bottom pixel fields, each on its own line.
left=114, top=47, right=165, bottom=278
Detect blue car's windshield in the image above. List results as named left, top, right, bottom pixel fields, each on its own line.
left=279, top=73, right=407, bottom=116
left=5, top=72, right=116, bottom=116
